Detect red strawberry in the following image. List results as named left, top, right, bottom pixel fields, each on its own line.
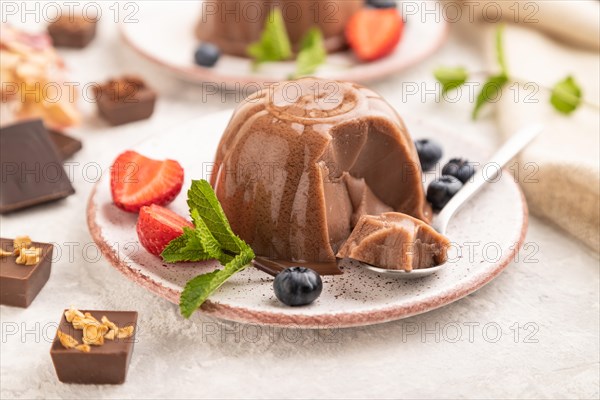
left=110, top=150, right=184, bottom=212
left=136, top=204, right=193, bottom=256
left=345, top=8, right=404, bottom=62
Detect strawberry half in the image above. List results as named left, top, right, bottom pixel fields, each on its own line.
left=345, top=8, right=404, bottom=62
left=136, top=204, right=193, bottom=256
left=110, top=150, right=184, bottom=212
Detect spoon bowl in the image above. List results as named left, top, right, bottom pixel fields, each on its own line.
left=362, top=124, right=544, bottom=279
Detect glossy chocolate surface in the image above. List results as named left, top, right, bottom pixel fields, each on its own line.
left=337, top=212, right=450, bottom=271
left=196, top=0, right=364, bottom=56
left=0, top=237, right=53, bottom=307
left=0, top=120, right=75, bottom=214
left=50, top=310, right=138, bottom=384
left=211, top=78, right=431, bottom=269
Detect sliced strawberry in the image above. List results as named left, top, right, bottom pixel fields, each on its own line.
left=136, top=204, right=194, bottom=256
left=345, top=8, right=404, bottom=62
left=110, top=150, right=184, bottom=212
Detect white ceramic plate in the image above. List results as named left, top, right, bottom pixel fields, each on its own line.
left=120, top=0, right=449, bottom=85
left=87, top=110, right=527, bottom=328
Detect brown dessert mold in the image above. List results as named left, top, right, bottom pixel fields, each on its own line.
left=47, top=14, right=97, bottom=48
left=93, top=76, right=157, bottom=126
left=210, top=77, right=431, bottom=266
left=50, top=310, right=138, bottom=384
left=0, top=119, right=75, bottom=214
left=0, top=238, right=53, bottom=308
left=195, top=0, right=364, bottom=56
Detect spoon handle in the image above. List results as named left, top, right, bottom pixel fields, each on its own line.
left=432, top=124, right=544, bottom=234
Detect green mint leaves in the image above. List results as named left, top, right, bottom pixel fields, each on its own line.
left=247, top=8, right=292, bottom=65
left=472, top=73, right=509, bottom=119
left=248, top=8, right=326, bottom=76
left=294, top=27, right=327, bottom=78
left=434, top=24, right=583, bottom=118
left=550, top=75, right=582, bottom=115
left=161, top=180, right=255, bottom=318
left=433, top=66, right=468, bottom=95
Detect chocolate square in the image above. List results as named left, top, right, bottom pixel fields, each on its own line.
left=0, top=119, right=75, bottom=214
left=47, top=129, right=82, bottom=160
left=95, top=76, right=157, bottom=126
left=47, top=15, right=97, bottom=48
left=0, top=238, right=53, bottom=307
left=50, top=310, right=138, bottom=384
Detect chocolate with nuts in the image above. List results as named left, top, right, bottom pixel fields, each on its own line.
left=0, top=236, right=53, bottom=307
left=94, top=76, right=157, bottom=126
left=50, top=309, right=138, bottom=384
left=47, top=14, right=97, bottom=48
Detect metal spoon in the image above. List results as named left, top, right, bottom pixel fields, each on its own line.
left=363, top=124, right=544, bottom=278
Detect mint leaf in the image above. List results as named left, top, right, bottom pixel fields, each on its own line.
left=550, top=75, right=582, bottom=115
left=247, top=8, right=292, bottom=66
left=191, top=209, right=233, bottom=265
left=187, top=180, right=243, bottom=254
left=179, top=247, right=255, bottom=318
left=496, top=24, right=508, bottom=76
left=472, top=73, right=508, bottom=119
left=434, top=66, right=468, bottom=94
left=161, top=227, right=210, bottom=263
left=294, top=27, right=326, bottom=78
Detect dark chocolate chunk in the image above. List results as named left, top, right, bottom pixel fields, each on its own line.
left=47, top=129, right=82, bottom=160
left=47, top=15, right=97, bottom=48
left=94, top=76, right=157, bottom=126
left=50, top=310, right=138, bottom=384
left=0, top=237, right=53, bottom=307
left=0, top=119, right=75, bottom=214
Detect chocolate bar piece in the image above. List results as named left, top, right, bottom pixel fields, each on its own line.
left=0, top=120, right=75, bottom=213
left=48, top=129, right=82, bottom=160
left=0, top=238, right=53, bottom=307
left=50, top=310, right=138, bottom=384
left=47, top=15, right=97, bottom=48
left=94, top=76, right=157, bottom=126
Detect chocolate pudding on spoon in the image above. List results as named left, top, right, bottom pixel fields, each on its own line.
left=211, top=78, right=443, bottom=275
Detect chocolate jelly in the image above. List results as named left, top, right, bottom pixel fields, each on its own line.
left=196, top=0, right=364, bottom=57
left=337, top=212, right=450, bottom=271
left=211, top=78, right=432, bottom=273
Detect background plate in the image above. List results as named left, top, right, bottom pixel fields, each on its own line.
left=120, top=0, right=449, bottom=85
left=87, top=110, right=527, bottom=328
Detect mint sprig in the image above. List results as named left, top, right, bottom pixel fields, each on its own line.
left=247, top=8, right=292, bottom=66
left=161, top=180, right=255, bottom=318
left=293, top=27, right=327, bottom=78
left=433, top=25, right=584, bottom=118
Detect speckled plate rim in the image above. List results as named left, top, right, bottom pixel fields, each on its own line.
left=119, top=2, right=449, bottom=86
left=86, top=121, right=529, bottom=329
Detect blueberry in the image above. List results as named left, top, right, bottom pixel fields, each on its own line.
left=273, top=267, right=323, bottom=306
left=414, top=139, right=443, bottom=171
left=366, top=0, right=397, bottom=9
left=427, top=175, right=462, bottom=210
left=442, top=158, right=476, bottom=183
left=194, top=43, right=221, bottom=67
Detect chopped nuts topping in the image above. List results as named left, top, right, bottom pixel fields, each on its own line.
left=82, top=323, right=108, bottom=346
left=57, top=330, right=78, bottom=349
left=117, top=326, right=134, bottom=339
left=13, top=235, right=32, bottom=255
left=15, top=247, right=41, bottom=265
left=57, top=307, right=135, bottom=353
left=75, top=344, right=91, bottom=353
left=65, top=306, right=85, bottom=323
